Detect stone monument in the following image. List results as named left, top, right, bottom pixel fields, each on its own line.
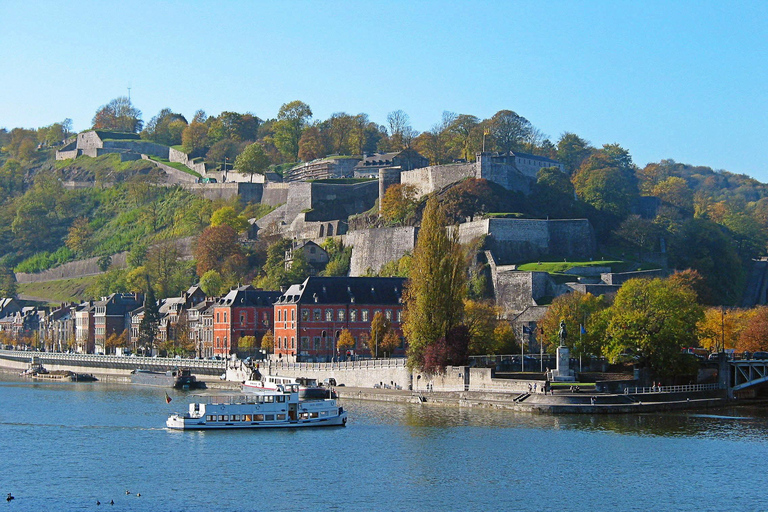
left=549, top=320, right=575, bottom=382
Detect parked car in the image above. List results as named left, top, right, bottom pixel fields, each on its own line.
left=752, top=351, right=768, bottom=360
left=323, top=378, right=337, bottom=387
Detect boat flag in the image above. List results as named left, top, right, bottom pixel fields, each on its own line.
left=165, top=392, right=172, bottom=404
left=580, top=324, right=587, bottom=334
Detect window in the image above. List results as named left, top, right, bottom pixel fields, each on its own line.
left=216, top=337, right=220, bottom=347
left=216, top=313, right=220, bottom=323
left=224, top=312, right=227, bottom=323
left=254, top=414, right=264, bottom=421
left=278, top=310, right=282, bottom=322
left=240, top=313, right=245, bottom=324
left=276, top=414, right=286, bottom=420
left=313, top=309, right=321, bottom=321
left=301, top=337, right=309, bottom=349
left=362, top=309, right=369, bottom=322
left=277, top=337, right=281, bottom=349
left=338, top=309, right=345, bottom=322
left=314, top=337, right=321, bottom=350
left=291, top=337, right=295, bottom=349
left=302, top=309, right=309, bottom=321
left=325, top=309, right=333, bottom=321
left=385, top=309, right=392, bottom=321
left=397, top=310, right=402, bottom=323
left=277, top=396, right=286, bottom=403
left=291, top=309, right=295, bottom=321
left=350, top=309, right=357, bottom=322
left=265, top=415, right=274, bottom=421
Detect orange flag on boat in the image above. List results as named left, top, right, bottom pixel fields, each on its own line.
left=165, top=392, right=172, bottom=404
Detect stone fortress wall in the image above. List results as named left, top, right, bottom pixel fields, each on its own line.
left=345, top=227, right=418, bottom=276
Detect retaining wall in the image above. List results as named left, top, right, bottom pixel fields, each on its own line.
left=345, top=226, right=418, bottom=276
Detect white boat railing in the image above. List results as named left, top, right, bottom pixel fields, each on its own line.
left=626, top=383, right=720, bottom=394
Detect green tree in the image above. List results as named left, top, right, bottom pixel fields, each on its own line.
left=448, top=114, right=480, bottom=161
left=0, top=266, right=17, bottom=297
left=138, top=286, right=160, bottom=354
left=539, top=291, right=608, bottom=358
left=200, top=269, right=225, bottom=296
left=141, top=108, right=188, bottom=145
left=235, top=142, right=270, bottom=182
left=65, top=217, right=93, bottom=256
left=92, top=96, right=143, bottom=133
left=463, top=299, right=501, bottom=355
left=603, top=277, right=704, bottom=377
left=489, top=110, right=532, bottom=154
left=210, top=206, right=249, bottom=234
left=238, top=335, right=258, bottom=356
left=403, top=197, right=467, bottom=369
left=274, top=100, right=312, bottom=160
left=556, top=132, right=593, bottom=173
left=182, top=121, right=209, bottom=156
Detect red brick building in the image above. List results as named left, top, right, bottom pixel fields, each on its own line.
left=273, top=276, right=406, bottom=362
left=212, top=285, right=281, bottom=357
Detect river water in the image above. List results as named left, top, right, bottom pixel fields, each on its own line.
left=1, top=375, right=766, bottom=512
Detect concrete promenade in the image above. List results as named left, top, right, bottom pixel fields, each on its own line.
left=0, top=350, right=729, bottom=414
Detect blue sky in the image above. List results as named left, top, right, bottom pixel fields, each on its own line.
left=1, top=0, right=766, bottom=181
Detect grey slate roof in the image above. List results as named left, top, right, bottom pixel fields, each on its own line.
left=215, top=285, right=281, bottom=308
left=277, top=276, right=406, bottom=305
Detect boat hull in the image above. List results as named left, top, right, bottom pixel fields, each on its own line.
left=166, top=414, right=347, bottom=430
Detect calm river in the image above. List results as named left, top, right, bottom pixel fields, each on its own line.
left=1, top=375, right=766, bottom=512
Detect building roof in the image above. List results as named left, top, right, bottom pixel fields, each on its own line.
left=513, top=306, right=549, bottom=323
left=277, top=276, right=406, bottom=306
left=215, top=285, right=282, bottom=308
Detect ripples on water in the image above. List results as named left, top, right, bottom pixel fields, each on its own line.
left=1, top=376, right=767, bottom=512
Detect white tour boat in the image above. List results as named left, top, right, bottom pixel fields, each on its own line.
left=243, top=375, right=335, bottom=399
left=166, top=385, right=347, bottom=430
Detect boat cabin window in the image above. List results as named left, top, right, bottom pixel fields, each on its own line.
left=218, top=415, right=225, bottom=421
left=265, top=414, right=274, bottom=421
left=277, top=414, right=286, bottom=420
left=300, top=412, right=309, bottom=419
left=277, top=396, right=286, bottom=403
left=233, top=415, right=240, bottom=421
left=310, top=412, right=319, bottom=418
left=254, top=414, right=264, bottom=421
left=207, top=415, right=216, bottom=421
left=244, top=414, right=252, bottom=421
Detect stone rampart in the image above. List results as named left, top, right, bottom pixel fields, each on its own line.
left=469, top=368, right=541, bottom=392
left=400, top=162, right=477, bottom=197
left=600, top=269, right=665, bottom=286
left=458, top=218, right=595, bottom=264
left=141, top=156, right=199, bottom=184
left=56, top=149, right=79, bottom=161
left=492, top=270, right=558, bottom=314
left=345, top=226, right=418, bottom=276
left=105, top=140, right=169, bottom=159
left=184, top=182, right=264, bottom=203
left=261, top=183, right=289, bottom=206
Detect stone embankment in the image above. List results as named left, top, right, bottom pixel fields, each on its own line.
left=0, top=351, right=730, bottom=414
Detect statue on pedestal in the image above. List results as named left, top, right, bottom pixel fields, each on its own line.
left=558, top=320, right=567, bottom=347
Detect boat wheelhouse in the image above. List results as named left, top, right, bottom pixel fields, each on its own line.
left=166, top=385, right=347, bottom=430
left=242, top=375, right=334, bottom=399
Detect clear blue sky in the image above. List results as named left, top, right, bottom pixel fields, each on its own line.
left=1, top=0, right=766, bottom=180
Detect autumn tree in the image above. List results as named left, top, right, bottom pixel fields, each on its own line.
left=403, top=197, right=467, bottom=369
left=182, top=121, right=209, bottom=156
left=105, top=329, right=129, bottom=355
left=422, top=325, right=471, bottom=374
left=92, top=96, right=143, bottom=133
left=368, top=311, right=391, bottom=358
left=698, top=307, right=755, bottom=353
left=194, top=224, right=245, bottom=277
left=238, top=335, right=258, bottom=356
left=337, top=329, right=355, bottom=355
left=737, top=307, right=768, bottom=353
left=298, top=125, right=327, bottom=161
left=380, top=330, right=401, bottom=358
left=603, top=277, right=704, bottom=377
left=380, top=183, right=418, bottom=225
left=235, top=142, right=270, bottom=182
left=260, top=330, right=275, bottom=354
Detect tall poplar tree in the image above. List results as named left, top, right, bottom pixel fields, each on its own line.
left=403, top=197, right=467, bottom=369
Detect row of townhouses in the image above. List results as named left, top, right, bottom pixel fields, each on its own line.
left=0, top=276, right=407, bottom=363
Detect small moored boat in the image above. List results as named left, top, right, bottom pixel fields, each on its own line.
left=243, top=374, right=336, bottom=399
left=166, top=385, right=347, bottom=430
left=131, top=367, right=198, bottom=389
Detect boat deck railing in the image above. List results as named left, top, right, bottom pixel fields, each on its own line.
left=625, top=383, right=720, bottom=394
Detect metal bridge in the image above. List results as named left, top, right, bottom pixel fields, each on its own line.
left=730, top=359, right=768, bottom=392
